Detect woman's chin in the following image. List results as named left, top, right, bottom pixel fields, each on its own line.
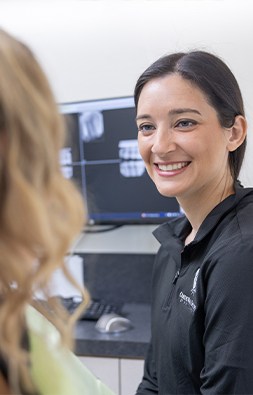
left=155, top=186, right=178, bottom=199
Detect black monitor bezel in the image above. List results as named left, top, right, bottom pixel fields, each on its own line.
left=59, top=96, right=183, bottom=225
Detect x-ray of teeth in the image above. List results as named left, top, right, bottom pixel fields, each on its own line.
left=61, top=166, right=73, bottom=179
left=118, top=139, right=142, bottom=160
left=79, top=111, right=104, bottom=142
left=118, top=139, right=145, bottom=177
left=120, top=160, right=145, bottom=177
left=60, top=147, right=73, bottom=165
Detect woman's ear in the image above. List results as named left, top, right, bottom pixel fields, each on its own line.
left=227, top=115, right=247, bottom=152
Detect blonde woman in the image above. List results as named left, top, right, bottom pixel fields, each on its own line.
left=0, top=28, right=114, bottom=395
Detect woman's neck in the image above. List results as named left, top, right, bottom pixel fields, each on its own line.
left=180, top=176, right=235, bottom=245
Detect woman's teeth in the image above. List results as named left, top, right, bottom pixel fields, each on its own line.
left=158, top=162, right=189, bottom=171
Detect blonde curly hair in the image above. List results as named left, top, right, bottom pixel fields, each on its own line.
left=0, top=29, right=88, bottom=393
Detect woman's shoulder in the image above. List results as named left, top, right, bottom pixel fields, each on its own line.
left=26, top=306, right=115, bottom=395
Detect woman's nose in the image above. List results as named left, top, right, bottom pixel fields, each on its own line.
left=151, top=129, right=176, bottom=155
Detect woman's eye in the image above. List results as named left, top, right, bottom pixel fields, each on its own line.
left=137, top=124, right=155, bottom=133
left=175, top=119, right=197, bottom=129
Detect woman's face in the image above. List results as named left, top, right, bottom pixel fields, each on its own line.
left=136, top=73, right=232, bottom=202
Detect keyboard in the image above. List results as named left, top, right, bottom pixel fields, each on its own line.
left=60, top=296, right=123, bottom=321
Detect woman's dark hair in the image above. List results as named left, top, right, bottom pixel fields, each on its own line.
left=134, top=51, right=246, bottom=182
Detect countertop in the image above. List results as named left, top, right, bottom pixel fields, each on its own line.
left=72, top=225, right=159, bottom=254
left=74, top=303, right=151, bottom=359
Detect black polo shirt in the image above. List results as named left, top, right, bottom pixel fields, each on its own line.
left=137, top=186, right=253, bottom=394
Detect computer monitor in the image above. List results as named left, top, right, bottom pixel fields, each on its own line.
left=59, top=96, right=182, bottom=225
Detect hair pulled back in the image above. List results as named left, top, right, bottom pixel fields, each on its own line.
left=134, top=51, right=246, bottom=182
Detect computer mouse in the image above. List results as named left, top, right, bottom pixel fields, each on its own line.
left=95, top=313, right=132, bottom=334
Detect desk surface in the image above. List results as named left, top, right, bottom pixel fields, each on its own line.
left=72, top=225, right=159, bottom=254
left=74, top=303, right=151, bottom=358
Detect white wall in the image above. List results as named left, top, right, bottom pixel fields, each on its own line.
left=1, top=0, right=253, bottom=187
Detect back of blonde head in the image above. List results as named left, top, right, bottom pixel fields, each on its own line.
left=0, top=29, right=87, bottom=393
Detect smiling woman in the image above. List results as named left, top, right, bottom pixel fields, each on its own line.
left=134, top=51, right=253, bottom=395
left=136, top=72, right=246, bottom=227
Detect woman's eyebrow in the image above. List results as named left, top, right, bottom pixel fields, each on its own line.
left=136, top=114, right=152, bottom=122
left=136, top=108, right=202, bottom=122
left=168, top=108, right=201, bottom=116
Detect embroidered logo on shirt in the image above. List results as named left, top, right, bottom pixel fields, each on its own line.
left=191, top=268, right=200, bottom=295
left=179, top=268, right=200, bottom=313
left=179, top=291, right=196, bottom=312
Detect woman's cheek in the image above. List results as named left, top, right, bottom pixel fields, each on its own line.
left=138, top=138, right=149, bottom=163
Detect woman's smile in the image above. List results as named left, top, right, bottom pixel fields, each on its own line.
left=155, top=161, right=190, bottom=174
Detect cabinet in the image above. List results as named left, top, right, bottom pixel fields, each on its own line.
left=79, top=356, right=144, bottom=395
left=120, top=359, right=144, bottom=395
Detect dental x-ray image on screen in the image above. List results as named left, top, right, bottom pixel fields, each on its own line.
left=59, top=96, right=182, bottom=225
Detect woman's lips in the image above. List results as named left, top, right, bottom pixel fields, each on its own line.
left=156, top=161, right=190, bottom=171
left=154, top=161, right=191, bottom=176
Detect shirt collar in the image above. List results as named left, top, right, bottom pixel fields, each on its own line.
left=153, top=184, right=253, bottom=246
